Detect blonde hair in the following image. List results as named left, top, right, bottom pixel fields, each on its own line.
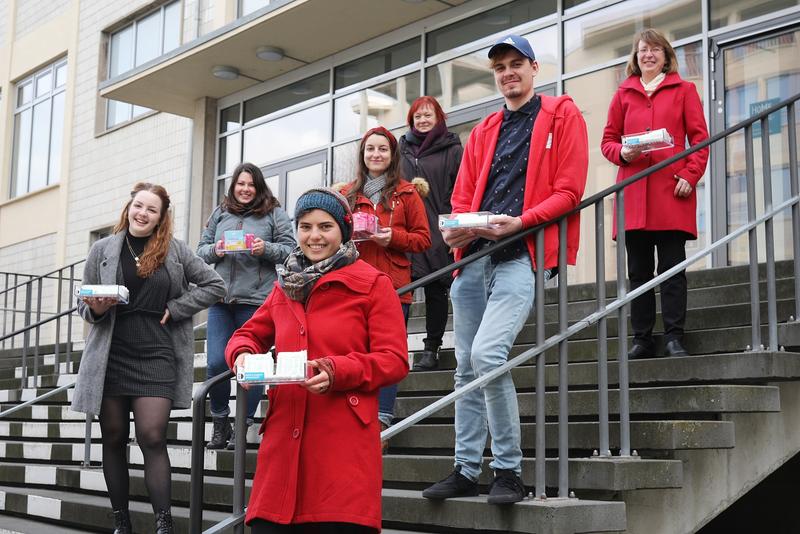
left=625, top=28, right=678, bottom=77
left=114, top=182, right=173, bottom=278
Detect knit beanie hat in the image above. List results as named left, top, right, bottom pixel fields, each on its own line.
left=294, top=187, right=353, bottom=243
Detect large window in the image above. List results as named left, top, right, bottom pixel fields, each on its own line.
left=240, top=0, right=271, bottom=17
left=105, top=1, right=181, bottom=128
left=11, top=59, right=67, bottom=198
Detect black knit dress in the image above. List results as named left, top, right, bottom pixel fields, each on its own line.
left=104, top=232, right=176, bottom=399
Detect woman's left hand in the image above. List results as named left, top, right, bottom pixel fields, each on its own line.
left=674, top=177, right=693, bottom=198
left=160, top=308, right=171, bottom=325
left=370, top=227, right=392, bottom=248
left=250, top=237, right=266, bottom=256
left=303, top=360, right=331, bottom=395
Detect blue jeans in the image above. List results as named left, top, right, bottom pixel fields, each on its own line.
left=207, top=303, right=264, bottom=419
left=378, top=303, right=410, bottom=427
left=450, top=254, right=537, bottom=481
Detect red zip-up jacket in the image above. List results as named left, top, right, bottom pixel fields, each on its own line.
left=451, top=94, right=588, bottom=271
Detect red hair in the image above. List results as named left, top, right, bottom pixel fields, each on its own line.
left=407, top=96, right=447, bottom=129
left=114, top=182, right=173, bottom=278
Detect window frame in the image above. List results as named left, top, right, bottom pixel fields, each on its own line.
left=10, top=58, right=68, bottom=199
left=103, top=0, right=182, bottom=130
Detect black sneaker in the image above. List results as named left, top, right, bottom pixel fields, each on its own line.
left=422, top=465, right=479, bottom=500
left=412, top=349, right=439, bottom=372
left=226, top=418, right=254, bottom=450
left=487, top=469, right=526, bottom=504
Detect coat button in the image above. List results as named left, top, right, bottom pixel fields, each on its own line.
left=647, top=103, right=651, bottom=108
left=292, top=428, right=300, bottom=439
left=300, top=326, right=305, bottom=335
left=348, top=396, right=359, bottom=406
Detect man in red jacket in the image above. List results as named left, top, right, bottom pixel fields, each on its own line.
left=422, top=34, right=588, bottom=504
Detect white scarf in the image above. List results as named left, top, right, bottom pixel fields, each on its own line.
left=640, top=72, right=666, bottom=96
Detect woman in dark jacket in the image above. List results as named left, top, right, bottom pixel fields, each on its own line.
left=399, top=96, right=463, bottom=371
left=197, top=162, right=296, bottom=449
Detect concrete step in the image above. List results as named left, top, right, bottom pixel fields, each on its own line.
left=389, top=420, right=735, bottom=451
left=382, top=488, right=626, bottom=533
left=383, top=454, right=681, bottom=491
left=0, top=484, right=228, bottom=533
left=394, top=385, right=781, bottom=419
left=0, top=514, right=88, bottom=534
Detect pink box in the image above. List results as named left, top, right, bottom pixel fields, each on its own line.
left=352, top=212, right=379, bottom=241
left=245, top=233, right=255, bottom=249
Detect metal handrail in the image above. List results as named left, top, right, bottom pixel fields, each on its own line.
left=0, top=260, right=84, bottom=298
left=195, top=92, right=800, bottom=529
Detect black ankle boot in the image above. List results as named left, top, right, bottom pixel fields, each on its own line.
left=155, top=509, right=174, bottom=534
left=112, top=509, right=132, bottom=534
left=207, top=416, right=232, bottom=449
left=412, top=346, right=439, bottom=371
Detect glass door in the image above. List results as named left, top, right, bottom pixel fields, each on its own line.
left=262, top=150, right=328, bottom=219
left=712, top=27, right=800, bottom=264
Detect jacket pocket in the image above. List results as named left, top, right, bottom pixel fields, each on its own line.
left=346, top=393, right=375, bottom=427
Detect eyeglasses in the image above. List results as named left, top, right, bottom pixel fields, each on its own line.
left=637, top=46, right=664, bottom=55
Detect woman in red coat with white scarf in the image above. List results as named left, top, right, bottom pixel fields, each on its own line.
left=225, top=188, right=409, bottom=534
left=601, top=28, right=709, bottom=360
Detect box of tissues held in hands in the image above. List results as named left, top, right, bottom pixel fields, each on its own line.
left=438, top=212, right=495, bottom=229
left=77, top=285, right=130, bottom=304
left=236, top=350, right=310, bottom=385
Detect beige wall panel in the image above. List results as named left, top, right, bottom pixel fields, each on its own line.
left=9, top=7, right=72, bottom=80
left=14, top=0, right=70, bottom=42
left=64, top=1, right=192, bottom=265
left=0, top=0, right=8, bottom=49
left=0, top=186, right=59, bottom=248
left=0, top=232, right=56, bottom=275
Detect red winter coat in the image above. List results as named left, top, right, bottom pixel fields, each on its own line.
left=601, top=72, right=709, bottom=238
left=451, top=94, right=588, bottom=270
left=342, top=180, right=431, bottom=303
left=225, top=260, right=409, bottom=531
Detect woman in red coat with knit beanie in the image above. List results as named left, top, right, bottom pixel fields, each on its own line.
left=338, top=126, right=431, bottom=451
left=225, top=188, right=409, bottom=533
left=601, top=28, right=709, bottom=359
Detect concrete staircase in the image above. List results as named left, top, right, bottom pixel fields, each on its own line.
left=0, top=261, right=798, bottom=533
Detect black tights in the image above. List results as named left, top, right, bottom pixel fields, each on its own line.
left=249, top=520, right=374, bottom=534
left=99, top=396, right=173, bottom=513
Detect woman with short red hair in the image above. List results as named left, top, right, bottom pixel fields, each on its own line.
left=399, top=96, right=463, bottom=371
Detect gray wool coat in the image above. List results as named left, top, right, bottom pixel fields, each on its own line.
left=71, top=232, right=226, bottom=415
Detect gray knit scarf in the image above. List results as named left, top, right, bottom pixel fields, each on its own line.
left=362, top=173, right=386, bottom=205
left=278, top=241, right=359, bottom=303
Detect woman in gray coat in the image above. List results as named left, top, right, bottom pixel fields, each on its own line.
left=72, top=182, right=225, bottom=534
left=197, top=162, right=295, bottom=449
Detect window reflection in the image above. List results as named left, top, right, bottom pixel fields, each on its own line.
left=335, top=39, right=419, bottom=90
left=220, top=104, right=240, bottom=134
left=563, top=0, right=701, bottom=74
left=218, top=133, right=241, bottom=176
left=244, top=71, right=329, bottom=124
left=243, top=103, right=330, bottom=167
left=710, top=0, right=799, bottom=30
left=427, top=26, right=557, bottom=111
left=334, top=72, right=420, bottom=141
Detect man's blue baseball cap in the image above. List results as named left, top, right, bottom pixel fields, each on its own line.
left=487, top=34, right=536, bottom=61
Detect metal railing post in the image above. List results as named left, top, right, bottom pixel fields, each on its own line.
left=534, top=229, right=546, bottom=499
left=55, top=270, right=63, bottom=379
left=11, top=274, right=19, bottom=347
left=615, top=190, right=631, bottom=457
left=2, top=273, right=8, bottom=348
left=34, top=278, right=43, bottom=389
left=83, top=413, right=93, bottom=467
left=232, top=383, right=248, bottom=534
left=557, top=220, right=569, bottom=498
left=787, top=102, right=800, bottom=322
left=22, top=282, right=32, bottom=385
left=68, top=265, right=75, bottom=373
left=595, top=201, right=610, bottom=457
left=190, top=370, right=234, bottom=533
left=760, top=116, right=778, bottom=351
left=745, top=124, right=762, bottom=350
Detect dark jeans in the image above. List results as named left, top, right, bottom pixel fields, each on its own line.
left=377, top=302, right=410, bottom=427
left=249, top=519, right=374, bottom=534
left=206, top=303, right=264, bottom=419
left=625, top=230, right=688, bottom=349
left=421, top=278, right=449, bottom=350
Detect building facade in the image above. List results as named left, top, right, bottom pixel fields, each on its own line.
left=0, top=0, right=798, bottom=285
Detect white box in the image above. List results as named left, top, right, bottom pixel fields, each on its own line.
left=77, top=285, right=129, bottom=305
left=236, top=350, right=309, bottom=385
left=622, top=128, right=674, bottom=152
left=438, top=212, right=495, bottom=229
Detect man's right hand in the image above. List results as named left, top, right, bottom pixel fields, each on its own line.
left=442, top=227, right=477, bottom=249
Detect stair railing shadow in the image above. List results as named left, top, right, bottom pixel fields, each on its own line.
left=191, top=92, right=800, bottom=533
